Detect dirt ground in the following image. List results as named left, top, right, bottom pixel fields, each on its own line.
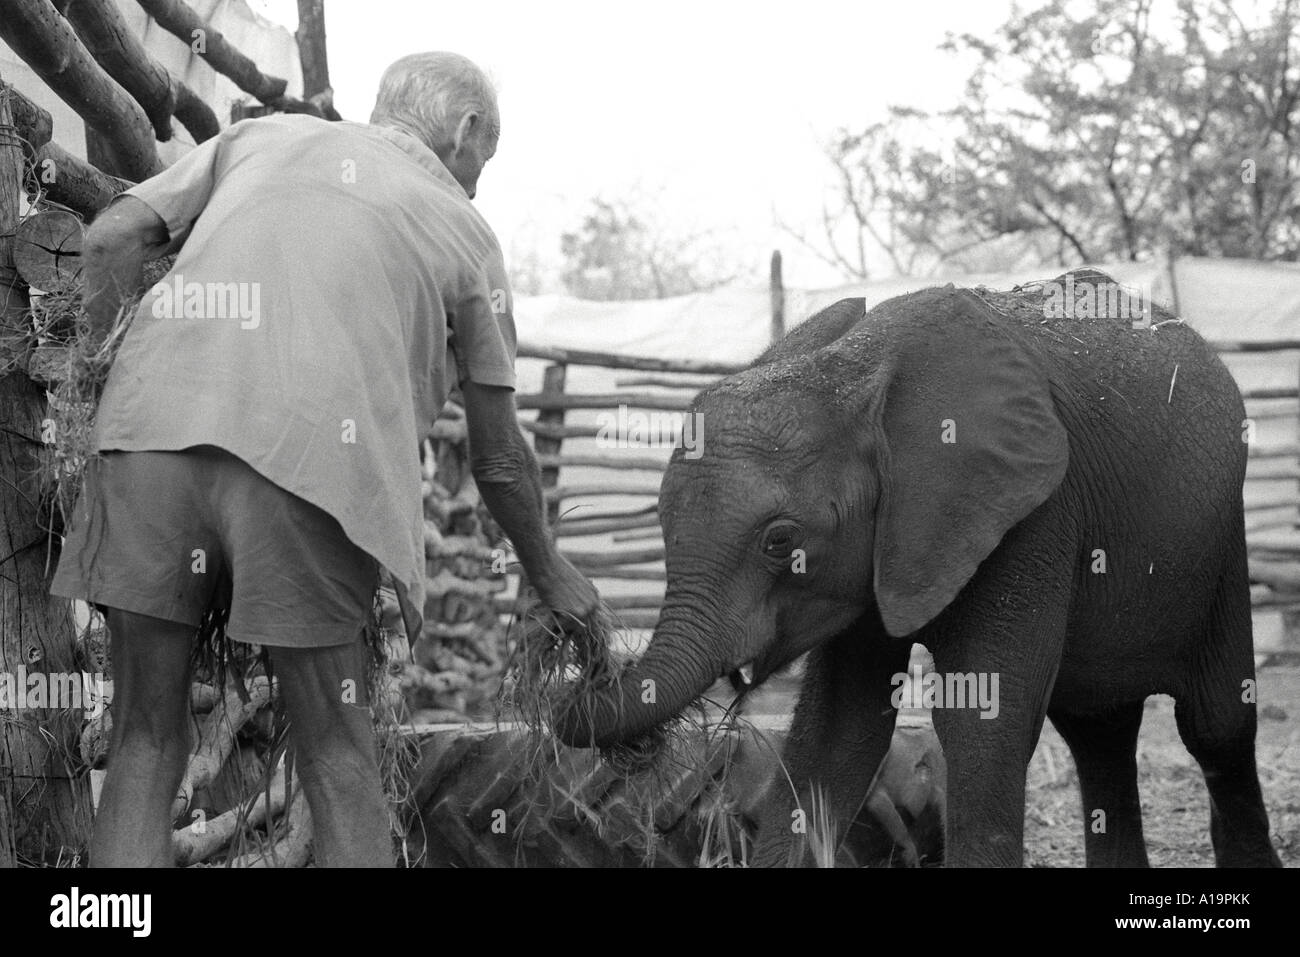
left=1023, top=664, right=1300, bottom=867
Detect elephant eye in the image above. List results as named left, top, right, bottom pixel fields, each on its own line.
left=760, top=521, right=803, bottom=558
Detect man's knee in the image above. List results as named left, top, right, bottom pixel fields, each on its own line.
left=270, top=642, right=372, bottom=734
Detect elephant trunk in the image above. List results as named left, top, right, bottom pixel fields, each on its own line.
left=552, top=611, right=726, bottom=749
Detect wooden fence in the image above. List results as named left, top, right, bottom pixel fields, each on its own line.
left=494, top=333, right=1300, bottom=654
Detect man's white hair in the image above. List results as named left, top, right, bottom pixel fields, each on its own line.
left=370, top=52, right=499, bottom=150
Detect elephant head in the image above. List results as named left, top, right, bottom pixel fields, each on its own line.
left=553, top=288, right=1069, bottom=748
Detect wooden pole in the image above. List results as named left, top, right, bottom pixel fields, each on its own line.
left=770, top=249, right=785, bottom=344
left=136, top=0, right=288, bottom=104
left=0, top=84, right=129, bottom=220
left=507, top=363, right=567, bottom=621
left=515, top=391, right=693, bottom=412
left=1164, top=248, right=1180, bottom=318
left=1287, top=349, right=1300, bottom=656
left=295, top=0, right=341, bottom=120
left=0, top=85, right=21, bottom=870
left=536, top=363, right=567, bottom=525
left=516, top=342, right=745, bottom=375
left=3, top=83, right=53, bottom=160
left=0, top=0, right=162, bottom=180
left=0, top=76, right=94, bottom=866
left=33, top=140, right=131, bottom=220
left=66, top=0, right=219, bottom=143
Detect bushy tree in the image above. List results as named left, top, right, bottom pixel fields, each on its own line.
left=795, top=0, right=1300, bottom=278
left=559, top=196, right=737, bottom=300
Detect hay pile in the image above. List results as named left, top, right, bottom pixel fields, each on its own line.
left=491, top=595, right=764, bottom=865
left=15, top=273, right=140, bottom=533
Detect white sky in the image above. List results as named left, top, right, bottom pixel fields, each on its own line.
left=247, top=0, right=1016, bottom=287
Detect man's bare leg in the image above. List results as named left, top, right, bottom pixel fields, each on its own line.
left=269, top=640, right=392, bottom=867
left=92, top=610, right=193, bottom=867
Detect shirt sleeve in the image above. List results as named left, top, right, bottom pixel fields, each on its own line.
left=448, top=243, right=518, bottom=389
left=119, top=121, right=240, bottom=247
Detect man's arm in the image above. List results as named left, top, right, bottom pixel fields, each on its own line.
left=82, top=196, right=179, bottom=344
left=461, top=380, right=598, bottom=623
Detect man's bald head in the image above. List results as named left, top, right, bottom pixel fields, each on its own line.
left=370, top=52, right=499, bottom=198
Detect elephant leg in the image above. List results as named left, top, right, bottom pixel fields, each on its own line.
left=750, top=624, right=912, bottom=867
left=928, top=578, right=1070, bottom=867
left=1048, top=701, right=1149, bottom=867
left=1174, top=556, right=1280, bottom=867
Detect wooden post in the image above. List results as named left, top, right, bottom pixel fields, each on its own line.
left=535, top=363, right=567, bottom=525
left=295, top=0, right=340, bottom=120
left=769, top=249, right=785, bottom=345
left=65, top=0, right=219, bottom=144
left=0, top=78, right=94, bottom=865
left=0, top=84, right=21, bottom=870
left=506, top=362, right=566, bottom=623
left=1285, top=350, right=1300, bottom=649
left=1164, top=248, right=1180, bottom=319
left=137, top=0, right=288, bottom=105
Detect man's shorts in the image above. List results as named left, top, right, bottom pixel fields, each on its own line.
left=51, top=445, right=379, bottom=648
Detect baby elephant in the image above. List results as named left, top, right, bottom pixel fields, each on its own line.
left=859, top=645, right=946, bottom=867
left=558, top=274, right=1280, bottom=867
left=860, top=722, right=946, bottom=867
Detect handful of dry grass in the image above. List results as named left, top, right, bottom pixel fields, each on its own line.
left=29, top=276, right=140, bottom=529
left=498, top=599, right=619, bottom=762
left=499, top=598, right=689, bottom=769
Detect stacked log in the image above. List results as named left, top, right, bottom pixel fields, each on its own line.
left=396, top=403, right=512, bottom=723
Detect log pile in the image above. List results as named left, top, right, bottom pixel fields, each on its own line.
left=78, top=647, right=307, bottom=866
left=395, top=404, right=513, bottom=723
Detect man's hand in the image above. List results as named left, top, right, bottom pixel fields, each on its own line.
left=82, top=196, right=177, bottom=346
left=531, top=552, right=600, bottom=627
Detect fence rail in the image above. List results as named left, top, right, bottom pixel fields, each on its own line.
left=516, top=341, right=745, bottom=375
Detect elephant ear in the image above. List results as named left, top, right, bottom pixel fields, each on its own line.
left=871, top=290, right=1069, bottom=637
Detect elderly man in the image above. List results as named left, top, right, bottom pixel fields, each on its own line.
left=51, top=52, right=598, bottom=867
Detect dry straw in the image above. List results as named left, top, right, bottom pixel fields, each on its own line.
left=499, top=593, right=755, bottom=865
left=497, top=598, right=623, bottom=770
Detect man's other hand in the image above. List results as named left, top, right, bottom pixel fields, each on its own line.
left=463, top=380, right=602, bottom=629
left=532, top=553, right=600, bottom=629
